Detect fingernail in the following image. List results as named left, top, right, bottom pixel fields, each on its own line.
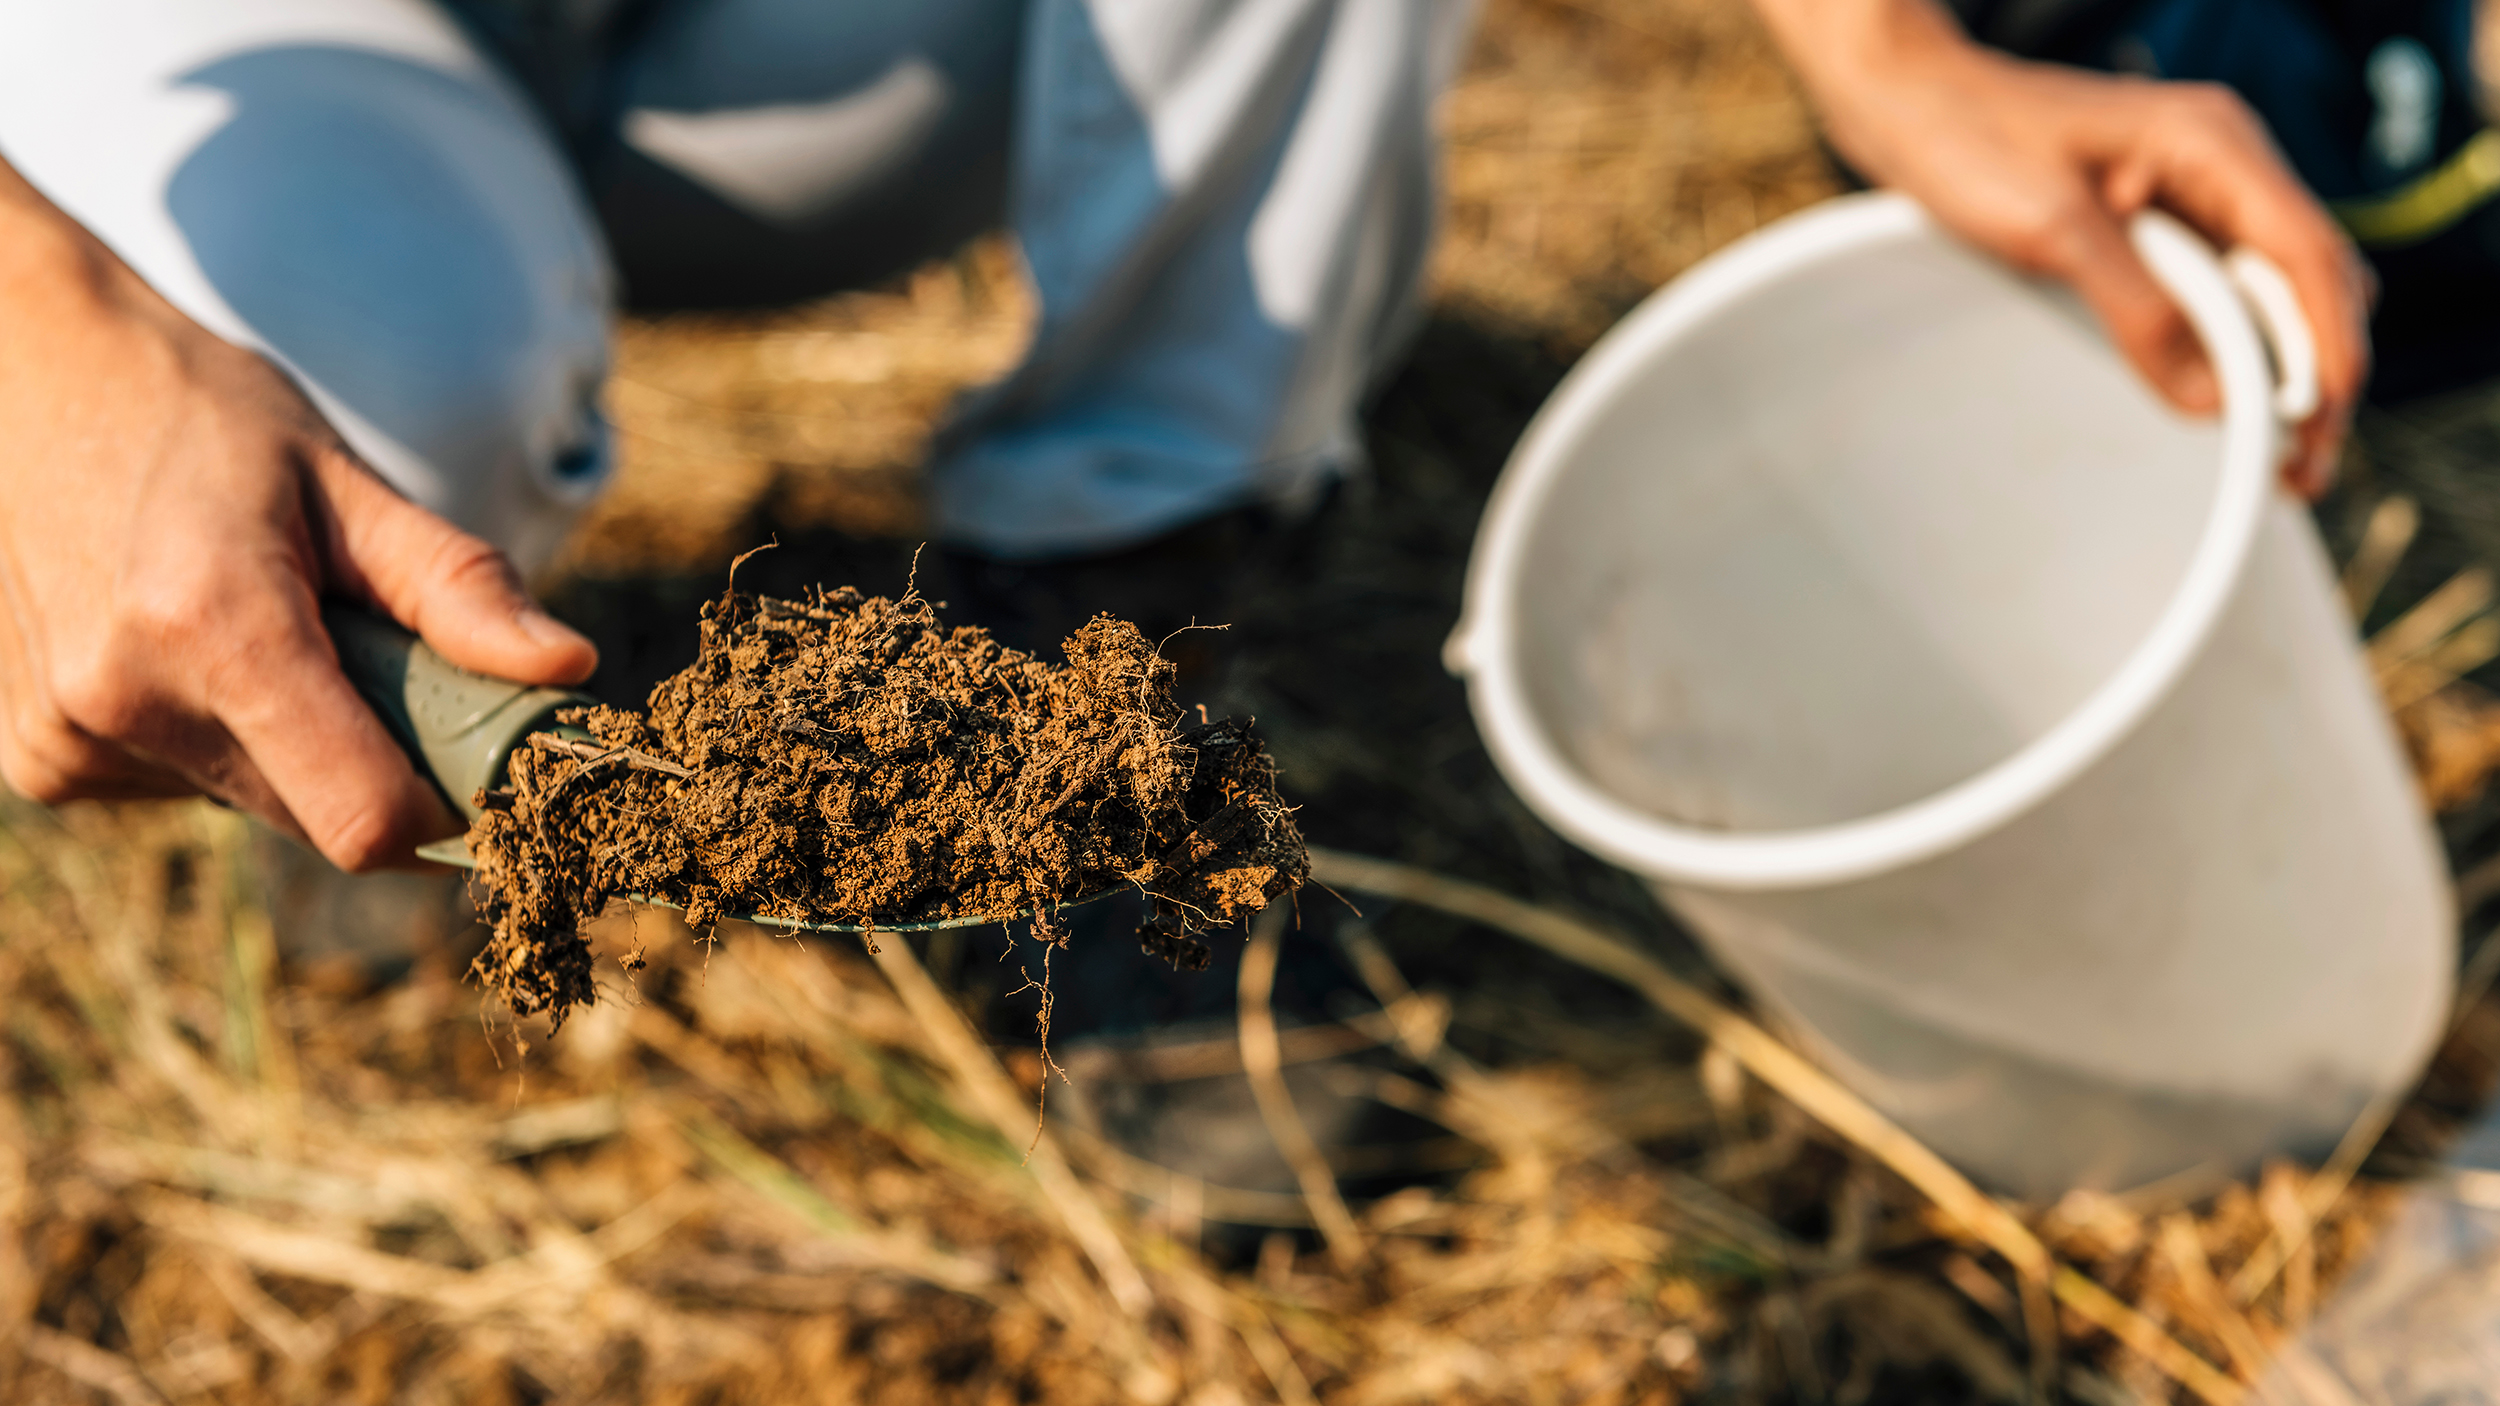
left=517, top=606, right=591, bottom=655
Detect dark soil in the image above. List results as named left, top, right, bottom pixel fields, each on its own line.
left=466, top=583, right=1307, bottom=1026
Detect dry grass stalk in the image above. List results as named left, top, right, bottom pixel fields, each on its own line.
left=2338, top=495, right=2421, bottom=622
left=863, top=933, right=1156, bottom=1318
left=2226, top=1097, right=2404, bottom=1313
left=2386, top=658, right=2500, bottom=814
left=2158, top=1215, right=2272, bottom=1380
left=1306, top=846, right=2250, bottom=1406
left=2379, top=618, right=2500, bottom=710
left=19, top=1326, right=165, bottom=1406
left=1236, top=905, right=1368, bottom=1269
left=2365, top=565, right=2492, bottom=674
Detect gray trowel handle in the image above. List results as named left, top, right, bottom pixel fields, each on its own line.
left=323, top=605, right=594, bottom=822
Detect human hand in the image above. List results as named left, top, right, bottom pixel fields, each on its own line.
left=0, top=160, right=597, bottom=870
left=1752, top=0, right=2371, bottom=498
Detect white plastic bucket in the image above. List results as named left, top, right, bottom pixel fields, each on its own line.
left=1449, top=192, right=2455, bottom=1197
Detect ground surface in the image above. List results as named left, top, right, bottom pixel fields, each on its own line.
left=10, top=1, right=2500, bottom=1403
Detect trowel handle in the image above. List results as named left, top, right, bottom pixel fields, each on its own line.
left=322, top=605, right=594, bottom=821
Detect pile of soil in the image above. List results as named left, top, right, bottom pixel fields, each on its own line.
left=467, top=584, right=1307, bottom=1026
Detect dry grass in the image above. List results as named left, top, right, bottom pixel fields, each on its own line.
left=12, top=1, right=2500, bottom=1402
left=553, top=238, right=1034, bottom=579
left=1429, top=0, right=1840, bottom=347
left=0, top=797, right=1764, bottom=1404
left=0, top=746, right=2479, bottom=1404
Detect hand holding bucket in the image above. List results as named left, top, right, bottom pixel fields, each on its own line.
left=1451, top=193, right=2450, bottom=1198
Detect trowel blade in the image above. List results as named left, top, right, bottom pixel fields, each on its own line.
left=416, top=836, right=475, bottom=868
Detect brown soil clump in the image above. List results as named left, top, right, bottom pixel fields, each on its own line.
left=468, top=585, right=1306, bottom=1027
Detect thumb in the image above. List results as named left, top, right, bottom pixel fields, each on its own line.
left=312, top=448, right=597, bottom=685
left=2038, top=200, right=2219, bottom=416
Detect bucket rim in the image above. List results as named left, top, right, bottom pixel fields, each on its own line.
left=1451, top=191, right=2282, bottom=891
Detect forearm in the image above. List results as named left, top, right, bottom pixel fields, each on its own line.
left=1749, top=0, right=1966, bottom=86
left=1747, top=0, right=1999, bottom=183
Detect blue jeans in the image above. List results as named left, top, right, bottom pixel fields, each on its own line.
left=0, top=0, right=1474, bottom=566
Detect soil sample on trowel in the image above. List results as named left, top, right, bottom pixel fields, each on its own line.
left=467, top=584, right=1308, bottom=1028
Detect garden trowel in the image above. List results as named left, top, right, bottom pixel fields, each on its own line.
left=326, top=606, right=1109, bottom=933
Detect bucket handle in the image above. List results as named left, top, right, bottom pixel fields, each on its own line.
left=2137, top=208, right=2317, bottom=423
left=2219, top=246, right=2320, bottom=424
left=1441, top=220, right=2326, bottom=682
